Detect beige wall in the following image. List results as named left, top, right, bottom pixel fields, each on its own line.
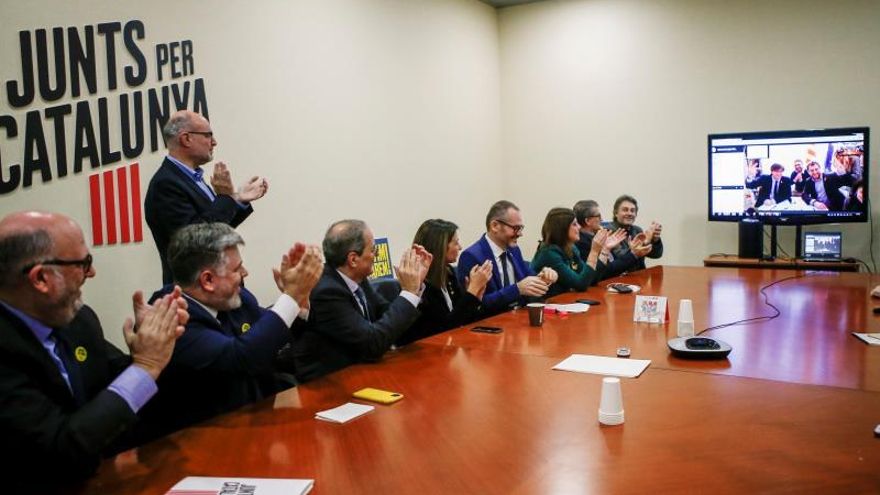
left=2, top=0, right=879, bottom=350
left=499, top=0, right=880, bottom=265
left=0, top=0, right=502, bottom=348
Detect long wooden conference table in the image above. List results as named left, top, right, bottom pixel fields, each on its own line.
left=73, top=266, right=880, bottom=494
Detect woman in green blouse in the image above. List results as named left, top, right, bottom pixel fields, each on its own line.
left=531, top=207, right=607, bottom=297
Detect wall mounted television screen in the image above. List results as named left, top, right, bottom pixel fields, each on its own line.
left=708, top=127, right=868, bottom=225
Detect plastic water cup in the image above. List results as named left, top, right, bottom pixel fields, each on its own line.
left=677, top=299, right=695, bottom=337
left=598, top=377, right=624, bottom=425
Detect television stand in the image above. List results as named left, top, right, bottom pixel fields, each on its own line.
left=703, top=254, right=858, bottom=272
left=768, top=225, right=803, bottom=259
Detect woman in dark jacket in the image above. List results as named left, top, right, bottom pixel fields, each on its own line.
left=395, top=219, right=492, bottom=346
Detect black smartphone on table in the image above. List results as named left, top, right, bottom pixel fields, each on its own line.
left=471, top=326, right=502, bottom=334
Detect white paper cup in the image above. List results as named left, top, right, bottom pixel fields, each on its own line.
left=677, top=320, right=695, bottom=338
left=598, top=377, right=624, bottom=425
left=678, top=299, right=694, bottom=323
left=598, top=410, right=625, bottom=426
left=677, top=299, right=695, bottom=337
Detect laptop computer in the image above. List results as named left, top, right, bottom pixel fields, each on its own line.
left=802, top=232, right=842, bottom=261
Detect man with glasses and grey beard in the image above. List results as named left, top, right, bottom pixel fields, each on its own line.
left=145, top=109, right=269, bottom=284
left=457, top=200, right=558, bottom=315
left=134, top=223, right=323, bottom=442
left=0, top=211, right=187, bottom=490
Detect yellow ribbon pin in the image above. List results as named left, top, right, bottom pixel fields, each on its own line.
left=241, top=323, right=251, bottom=333
left=74, top=346, right=87, bottom=362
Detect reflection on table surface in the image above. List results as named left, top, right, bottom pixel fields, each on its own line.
left=73, top=266, right=880, bottom=495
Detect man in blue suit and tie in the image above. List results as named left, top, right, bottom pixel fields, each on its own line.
left=136, top=223, right=323, bottom=442
left=457, top=200, right=558, bottom=314
left=145, top=110, right=270, bottom=284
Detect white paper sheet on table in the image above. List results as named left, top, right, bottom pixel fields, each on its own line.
left=165, top=477, right=314, bottom=495
left=315, top=402, right=374, bottom=423
left=545, top=303, right=590, bottom=313
left=553, top=354, right=651, bottom=378
left=852, top=332, right=880, bottom=346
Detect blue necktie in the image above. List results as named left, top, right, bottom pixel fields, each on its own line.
left=355, top=288, right=371, bottom=321
left=51, top=330, right=86, bottom=405
left=499, top=252, right=511, bottom=287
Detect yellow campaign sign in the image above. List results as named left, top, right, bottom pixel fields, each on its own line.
left=369, top=237, right=394, bottom=280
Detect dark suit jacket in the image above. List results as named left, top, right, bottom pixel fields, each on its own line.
left=144, top=158, right=253, bottom=283
left=136, top=286, right=293, bottom=442
left=790, top=171, right=809, bottom=193
left=575, top=231, right=640, bottom=280
left=290, top=266, right=421, bottom=382
left=802, top=172, right=854, bottom=211
left=746, top=175, right=793, bottom=206
left=609, top=223, right=663, bottom=271
left=456, top=235, right=535, bottom=313
left=0, top=304, right=134, bottom=491
left=396, top=265, right=482, bottom=346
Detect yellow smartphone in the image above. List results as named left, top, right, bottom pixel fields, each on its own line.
left=352, top=387, right=404, bottom=405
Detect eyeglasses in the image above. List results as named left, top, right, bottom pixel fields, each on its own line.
left=185, top=130, right=214, bottom=139
left=496, top=219, right=525, bottom=234
left=21, top=254, right=93, bottom=275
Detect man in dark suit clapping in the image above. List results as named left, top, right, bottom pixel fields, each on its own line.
left=290, top=219, right=431, bottom=382
left=145, top=110, right=269, bottom=283
left=136, top=223, right=323, bottom=441
left=0, top=211, right=186, bottom=491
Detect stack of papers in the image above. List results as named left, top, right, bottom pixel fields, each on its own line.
left=165, top=477, right=313, bottom=495
left=315, top=402, right=374, bottom=423
left=852, top=333, right=880, bottom=346
left=545, top=303, right=590, bottom=314
left=553, top=354, right=651, bottom=378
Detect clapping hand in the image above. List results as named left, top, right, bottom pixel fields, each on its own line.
left=411, top=244, right=434, bottom=284
left=649, top=221, right=662, bottom=241
left=629, top=234, right=653, bottom=258
left=274, top=243, right=323, bottom=306
left=517, top=275, right=549, bottom=297
left=210, top=162, right=235, bottom=196
left=131, top=285, right=189, bottom=335
left=395, top=248, right=425, bottom=294
left=236, top=176, right=269, bottom=203
left=591, top=229, right=610, bottom=254
left=538, top=267, right=558, bottom=285
left=465, top=260, right=493, bottom=300
left=125, top=289, right=188, bottom=380
left=605, top=228, right=628, bottom=251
